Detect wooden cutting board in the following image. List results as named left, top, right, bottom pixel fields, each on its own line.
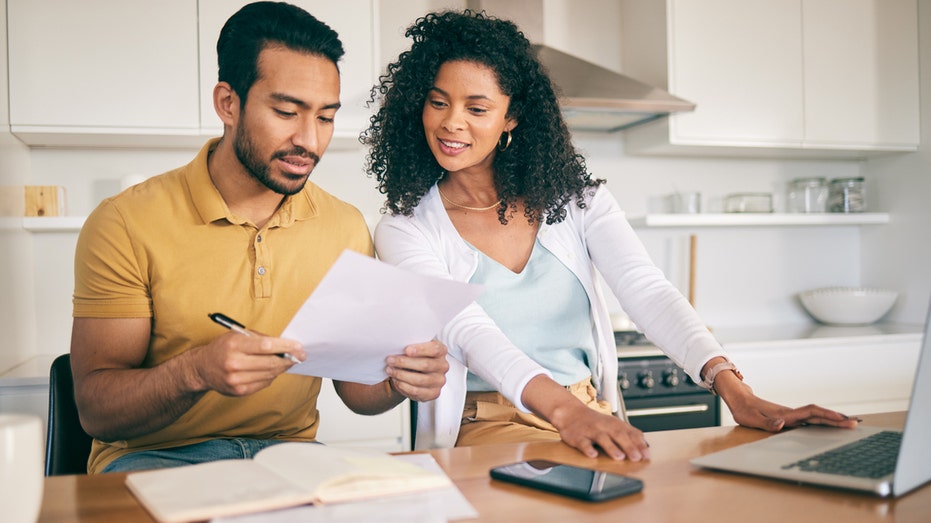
left=24, top=186, right=64, bottom=216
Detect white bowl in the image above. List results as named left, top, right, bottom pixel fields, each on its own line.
left=798, top=287, right=898, bottom=325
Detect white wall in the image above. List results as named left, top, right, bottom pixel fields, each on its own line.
left=0, top=0, right=38, bottom=372
left=380, top=0, right=466, bottom=65
left=23, top=131, right=868, bottom=356
left=860, top=2, right=931, bottom=324
left=11, top=0, right=470, bottom=360
left=5, top=0, right=928, bottom=364
left=570, top=132, right=866, bottom=328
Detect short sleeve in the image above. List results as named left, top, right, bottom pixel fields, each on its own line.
left=73, top=199, right=152, bottom=318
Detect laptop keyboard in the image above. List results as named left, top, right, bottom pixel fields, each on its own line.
left=781, top=430, right=902, bottom=479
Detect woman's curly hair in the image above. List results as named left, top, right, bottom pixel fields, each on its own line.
left=361, top=9, right=604, bottom=225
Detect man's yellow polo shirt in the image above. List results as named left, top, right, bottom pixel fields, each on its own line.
left=73, top=138, right=374, bottom=473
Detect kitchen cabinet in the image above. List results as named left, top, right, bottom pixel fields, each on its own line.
left=6, top=0, right=376, bottom=149
left=620, top=0, right=920, bottom=159
left=717, top=327, right=922, bottom=425
left=315, top=379, right=411, bottom=452
left=6, top=0, right=201, bottom=147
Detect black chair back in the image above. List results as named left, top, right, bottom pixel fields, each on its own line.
left=45, top=354, right=93, bottom=475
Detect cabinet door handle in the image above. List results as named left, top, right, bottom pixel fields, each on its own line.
left=626, top=404, right=709, bottom=418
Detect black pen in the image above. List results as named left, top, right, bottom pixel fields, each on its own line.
left=208, top=312, right=301, bottom=364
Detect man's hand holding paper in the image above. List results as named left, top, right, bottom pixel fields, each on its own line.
left=283, top=250, right=483, bottom=385
left=384, top=339, right=450, bottom=402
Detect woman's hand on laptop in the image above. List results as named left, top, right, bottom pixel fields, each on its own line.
left=714, top=370, right=861, bottom=431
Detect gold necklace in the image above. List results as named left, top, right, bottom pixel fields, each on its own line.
left=438, top=186, right=502, bottom=211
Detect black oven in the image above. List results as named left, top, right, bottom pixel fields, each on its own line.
left=616, top=332, right=719, bottom=432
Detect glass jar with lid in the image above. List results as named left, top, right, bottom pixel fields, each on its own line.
left=724, top=193, right=773, bottom=213
left=787, top=177, right=828, bottom=213
left=828, top=177, right=867, bottom=213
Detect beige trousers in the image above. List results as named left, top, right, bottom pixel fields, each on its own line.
left=456, top=378, right=613, bottom=446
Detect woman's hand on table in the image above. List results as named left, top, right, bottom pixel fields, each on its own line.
left=713, top=370, right=861, bottom=432
left=523, top=375, right=650, bottom=461
left=556, top=406, right=652, bottom=461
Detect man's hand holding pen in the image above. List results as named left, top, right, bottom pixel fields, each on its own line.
left=210, top=313, right=302, bottom=364
left=207, top=313, right=447, bottom=409
left=193, top=312, right=306, bottom=397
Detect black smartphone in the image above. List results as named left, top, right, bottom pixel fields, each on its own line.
left=489, top=460, right=644, bottom=502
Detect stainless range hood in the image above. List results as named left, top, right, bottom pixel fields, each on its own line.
left=532, top=44, right=695, bottom=132
left=469, top=0, right=695, bottom=132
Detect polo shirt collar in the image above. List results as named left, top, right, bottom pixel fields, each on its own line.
left=187, top=138, right=317, bottom=228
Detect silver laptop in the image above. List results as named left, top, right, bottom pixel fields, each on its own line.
left=691, top=300, right=931, bottom=497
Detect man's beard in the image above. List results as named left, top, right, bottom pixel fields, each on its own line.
left=233, top=122, right=320, bottom=196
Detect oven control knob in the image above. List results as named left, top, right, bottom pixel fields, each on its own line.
left=663, top=369, right=680, bottom=387
left=618, top=373, right=631, bottom=391
left=637, top=371, right=655, bottom=389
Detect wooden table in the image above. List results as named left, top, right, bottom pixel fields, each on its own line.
left=37, top=412, right=929, bottom=523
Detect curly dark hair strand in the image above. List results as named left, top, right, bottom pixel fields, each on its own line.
left=361, top=9, right=603, bottom=225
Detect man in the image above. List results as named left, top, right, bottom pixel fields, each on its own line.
left=70, top=1, right=448, bottom=474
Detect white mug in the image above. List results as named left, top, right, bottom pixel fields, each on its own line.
left=0, top=414, right=44, bottom=523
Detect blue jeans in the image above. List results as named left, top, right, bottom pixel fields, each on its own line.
left=100, top=438, right=312, bottom=473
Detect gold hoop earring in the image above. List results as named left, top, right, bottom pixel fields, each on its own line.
left=498, top=130, right=512, bottom=152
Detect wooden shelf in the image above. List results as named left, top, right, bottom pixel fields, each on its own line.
left=628, top=212, right=890, bottom=228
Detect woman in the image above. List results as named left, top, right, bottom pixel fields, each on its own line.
left=363, top=10, right=857, bottom=460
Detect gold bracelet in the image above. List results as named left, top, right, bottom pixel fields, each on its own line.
left=699, top=361, right=744, bottom=396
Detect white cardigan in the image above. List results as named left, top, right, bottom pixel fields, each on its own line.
left=374, top=184, right=727, bottom=449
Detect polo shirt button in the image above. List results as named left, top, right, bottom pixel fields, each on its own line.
left=256, top=234, right=263, bottom=243
left=257, top=266, right=266, bottom=276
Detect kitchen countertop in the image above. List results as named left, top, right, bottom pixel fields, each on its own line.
left=3, top=323, right=926, bottom=384
left=711, top=321, right=923, bottom=343
left=0, top=354, right=59, bottom=387
left=616, top=321, right=924, bottom=358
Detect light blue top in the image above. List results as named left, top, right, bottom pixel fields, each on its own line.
left=376, top=184, right=727, bottom=449
left=465, top=239, right=597, bottom=391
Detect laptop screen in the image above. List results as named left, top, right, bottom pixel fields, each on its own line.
left=893, top=298, right=931, bottom=496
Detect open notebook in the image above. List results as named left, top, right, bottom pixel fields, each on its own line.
left=691, top=299, right=931, bottom=497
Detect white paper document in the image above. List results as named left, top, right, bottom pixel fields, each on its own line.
left=283, top=250, right=482, bottom=385
left=210, top=454, right=478, bottom=523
